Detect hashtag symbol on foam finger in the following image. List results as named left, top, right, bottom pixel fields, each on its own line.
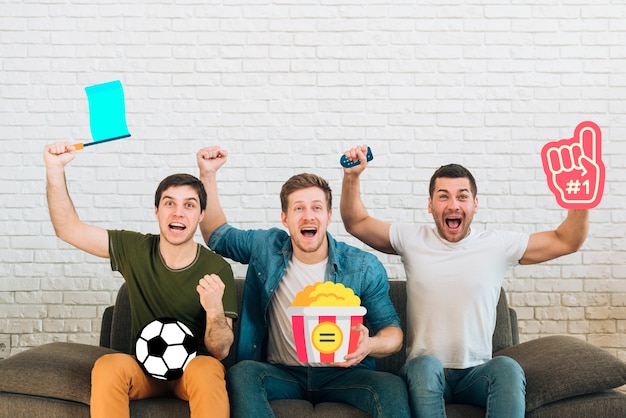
left=565, top=179, right=581, bottom=194
left=541, top=121, right=606, bottom=209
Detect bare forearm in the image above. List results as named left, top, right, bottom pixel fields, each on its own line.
left=203, top=315, right=234, bottom=361
left=521, top=209, right=589, bottom=265
left=368, top=326, right=403, bottom=358
left=340, top=173, right=370, bottom=232
left=199, top=171, right=227, bottom=244
left=340, top=172, right=395, bottom=254
left=45, top=165, right=109, bottom=257
left=46, top=166, right=80, bottom=242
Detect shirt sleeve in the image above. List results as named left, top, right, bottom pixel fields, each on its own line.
left=108, top=229, right=146, bottom=276
left=501, top=230, right=530, bottom=267
left=360, top=257, right=401, bottom=335
left=389, top=223, right=410, bottom=257
left=207, top=223, right=256, bottom=265
left=217, top=261, right=238, bottom=320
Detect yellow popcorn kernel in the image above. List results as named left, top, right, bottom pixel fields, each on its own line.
left=291, top=281, right=361, bottom=307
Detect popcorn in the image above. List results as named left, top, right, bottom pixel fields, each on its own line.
left=291, top=281, right=361, bottom=307
left=288, top=282, right=367, bottom=364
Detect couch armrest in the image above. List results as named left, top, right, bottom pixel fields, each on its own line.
left=495, top=335, right=626, bottom=412
left=0, top=342, right=117, bottom=405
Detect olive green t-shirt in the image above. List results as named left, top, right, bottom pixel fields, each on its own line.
left=108, top=230, right=238, bottom=356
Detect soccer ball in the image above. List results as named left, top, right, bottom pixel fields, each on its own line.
left=135, top=317, right=198, bottom=381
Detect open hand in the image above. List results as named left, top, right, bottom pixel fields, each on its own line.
left=331, top=323, right=370, bottom=368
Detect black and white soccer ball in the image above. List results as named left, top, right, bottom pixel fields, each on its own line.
left=135, top=317, right=198, bottom=381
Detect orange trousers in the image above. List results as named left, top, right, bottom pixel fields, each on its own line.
left=90, top=353, right=229, bottom=418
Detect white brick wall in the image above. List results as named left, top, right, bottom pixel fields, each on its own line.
left=1, top=1, right=625, bottom=361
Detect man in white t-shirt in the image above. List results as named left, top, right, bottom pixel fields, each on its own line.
left=340, top=145, right=589, bottom=418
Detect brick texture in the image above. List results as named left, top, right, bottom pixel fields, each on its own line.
left=1, top=1, right=625, bottom=362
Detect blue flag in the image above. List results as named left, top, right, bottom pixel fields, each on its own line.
left=85, top=80, right=130, bottom=143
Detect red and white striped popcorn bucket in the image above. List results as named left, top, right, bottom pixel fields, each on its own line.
left=288, top=306, right=367, bottom=363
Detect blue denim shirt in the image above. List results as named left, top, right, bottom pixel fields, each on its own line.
left=208, top=223, right=401, bottom=370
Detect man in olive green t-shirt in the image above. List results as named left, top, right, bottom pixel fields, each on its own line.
left=44, top=141, right=237, bottom=418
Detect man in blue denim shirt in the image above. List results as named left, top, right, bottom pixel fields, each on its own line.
left=197, top=145, right=410, bottom=418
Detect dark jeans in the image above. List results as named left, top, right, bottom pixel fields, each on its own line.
left=226, top=360, right=410, bottom=418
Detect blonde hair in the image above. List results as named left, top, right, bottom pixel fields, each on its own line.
left=279, top=173, right=332, bottom=213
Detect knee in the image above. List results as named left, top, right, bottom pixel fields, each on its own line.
left=92, top=353, right=135, bottom=380
left=226, top=359, right=250, bottom=378
left=184, top=355, right=225, bottom=382
left=92, top=354, right=111, bottom=375
left=92, top=354, right=109, bottom=382
left=400, top=355, right=444, bottom=387
left=489, top=356, right=526, bottom=388
left=402, top=355, right=444, bottom=377
left=225, top=360, right=258, bottom=390
left=91, top=353, right=142, bottom=392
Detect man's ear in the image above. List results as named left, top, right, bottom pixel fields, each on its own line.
left=427, top=197, right=432, bottom=214
left=280, top=211, right=288, bottom=228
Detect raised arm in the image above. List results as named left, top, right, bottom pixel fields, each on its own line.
left=519, top=209, right=589, bottom=265
left=196, top=146, right=228, bottom=245
left=340, top=145, right=396, bottom=255
left=44, top=142, right=109, bottom=258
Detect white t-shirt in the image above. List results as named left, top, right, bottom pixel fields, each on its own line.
left=390, top=224, right=529, bottom=369
left=267, top=256, right=328, bottom=366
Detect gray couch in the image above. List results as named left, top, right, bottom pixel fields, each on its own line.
left=1, top=279, right=626, bottom=417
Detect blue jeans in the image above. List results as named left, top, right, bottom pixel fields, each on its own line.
left=399, top=355, right=526, bottom=418
left=226, top=360, right=410, bottom=418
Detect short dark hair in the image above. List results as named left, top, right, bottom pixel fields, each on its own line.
left=154, top=173, right=207, bottom=211
left=429, top=164, right=477, bottom=198
left=280, top=173, right=332, bottom=213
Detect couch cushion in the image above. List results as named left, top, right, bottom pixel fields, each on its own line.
left=495, top=335, right=626, bottom=411
left=271, top=400, right=369, bottom=418
left=0, top=342, right=116, bottom=405
left=0, top=392, right=90, bottom=418
left=526, top=389, right=626, bottom=418
left=526, top=390, right=626, bottom=418
left=129, top=397, right=190, bottom=417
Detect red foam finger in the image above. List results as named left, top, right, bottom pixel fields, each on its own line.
left=541, top=121, right=605, bottom=209
left=576, top=121, right=601, bottom=162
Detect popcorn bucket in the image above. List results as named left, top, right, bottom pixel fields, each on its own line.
left=288, top=306, right=367, bottom=363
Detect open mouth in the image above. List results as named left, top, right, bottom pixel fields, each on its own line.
left=169, top=222, right=186, bottom=232
left=301, top=227, right=317, bottom=238
left=445, top=217, right=462, bottom=230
